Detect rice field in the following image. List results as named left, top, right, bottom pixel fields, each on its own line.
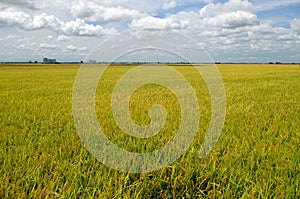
left=0, top=63, right=299, bottom=198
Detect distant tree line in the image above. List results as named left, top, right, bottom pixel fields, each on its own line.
left=215, top=62, right=299, bottom=65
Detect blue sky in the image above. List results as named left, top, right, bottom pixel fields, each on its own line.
left=0, top=0, right=299, bottom=63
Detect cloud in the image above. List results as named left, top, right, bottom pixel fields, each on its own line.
left=130, top=16, right=189, bottom=29
left=83, top=0, right=165, bottom=14
left=0, top=8, right=118, bottom=36
left=79, top=46, right=88, bottom=51
left=57, top=35, right=69, bottom=41
left=39, top=43, right=57, bottom=49
left=135, top=0, right=298, bottom=62
left=0, top=8, right=31, bottom=26
left=0, top=0, right=41, bottom=9
left=0, top=0, right=73, bottom=10
left=71, top=1, right=144, bottom=22
left=66, top=45, right=76, bottom=51
left=61, top=19, right=102, bottom=36
left=252, top=0, right=300, bottom=11
left=202, top=11, right=259, bottom=28
left=21, top=13, right=62, bottom=30
left=16, top=43, right=32, bottom=50
left=131, top=0, right=258, bottom=30
left=199, top=0, right=254, bottom=18
left=290, top=18, right=300, bottom=34
left=163, top=0, right=178, bottom=10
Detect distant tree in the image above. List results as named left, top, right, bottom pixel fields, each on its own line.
left=80, top=61, right=83, bottom=64
left=269, top=62, right=274, bottom=64
left=29, top=61, right=32, bottom=64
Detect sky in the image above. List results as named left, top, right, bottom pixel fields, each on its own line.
left=0, top=0, right=299, bottom=63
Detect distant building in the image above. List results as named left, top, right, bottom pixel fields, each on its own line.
left=43, top=58, right=56, bottom=64
left=89, top=60, right=97, bottom=64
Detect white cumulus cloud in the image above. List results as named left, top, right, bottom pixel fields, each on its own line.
left=39, top=43, right=57, bottom=49
left=163, top=0, right=178, bottom=10
left=66, top=45, right=76, bottom=51
left=71, top=1, right=144, bottom=22
left=0, top=8, right=118, bottom=37
left=199, top=0, right=254, bottom=18
left=21, top=13, right=62, bottom=30
left=61, top=19, right=101, bottom=36
left=57, top=35, right=69, bottom=42
left=202, top=11, right=259, bottom=28
left=0, top=8, right=31, bottom=26
left=290, top=18, right=300, bottom=34
left=130, top=16, right=188, bottom=29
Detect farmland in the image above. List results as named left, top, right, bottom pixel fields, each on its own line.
left=0, top=64, right=299, bottom=198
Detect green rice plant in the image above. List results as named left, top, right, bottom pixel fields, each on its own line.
left=0, top=64, right=299, bottom=198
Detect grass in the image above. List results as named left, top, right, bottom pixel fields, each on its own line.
left=0, top=63, right=299, bottom=198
